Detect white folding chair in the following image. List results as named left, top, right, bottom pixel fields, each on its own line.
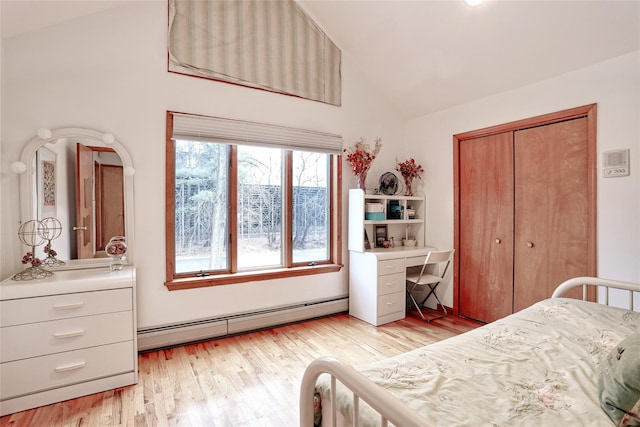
left=406, top=249, right=454, bottom=322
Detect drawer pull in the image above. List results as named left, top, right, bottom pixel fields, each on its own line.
left=53, top=302, right=86, bottom=310
left=55, top=361, right=86, bottom=372
left=54, top=329, right=87, bottom=339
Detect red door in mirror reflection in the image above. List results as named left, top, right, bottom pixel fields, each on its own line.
left=75, top=143, right=124, bottom=259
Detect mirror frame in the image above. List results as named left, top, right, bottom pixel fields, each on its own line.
left=14, top=127, right=135, bottom=270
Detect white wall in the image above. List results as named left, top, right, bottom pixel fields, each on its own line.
left=4, top=2, right=636, bottom=327
left=406, top=51, right=640, bottom=309
left=0, top=1, right=405, bottom=328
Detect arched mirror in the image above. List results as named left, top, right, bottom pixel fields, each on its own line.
left=12, top=128, right=135, bottom=270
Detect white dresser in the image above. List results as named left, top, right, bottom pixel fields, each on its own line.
left=0, top=266, right=137, bottom=416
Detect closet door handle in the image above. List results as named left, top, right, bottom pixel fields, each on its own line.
left=526, top=242, right=534, bottom=248
left=495, top=238, right=501, bottom=244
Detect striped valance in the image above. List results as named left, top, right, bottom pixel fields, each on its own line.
left=168, top=0, right=342, bottom=106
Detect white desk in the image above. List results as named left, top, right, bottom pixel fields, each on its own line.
left=348, top=246, right=436, bottom=326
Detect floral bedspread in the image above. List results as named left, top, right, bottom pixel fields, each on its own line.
left=314, top=298, right=640, bottom=426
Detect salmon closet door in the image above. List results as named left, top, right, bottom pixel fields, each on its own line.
left=513, top=118, right=589, bottom=311
left=459, top=132, right=514, bottom=323
left=456, top=110, right=594, bottom=324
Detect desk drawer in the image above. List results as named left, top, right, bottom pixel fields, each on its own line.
left=0, top=341, right=134, bottom=400
left=406, top=256, right=427, bottom=267
left=1, top=311, right=133, bottom=363
left=377, top=259, right=405, bottom=276
left=1, top=288, right=132, bottom=327
left=377, top=272, right=405, bottom=296
left=377, top=292, right=404, bottom=317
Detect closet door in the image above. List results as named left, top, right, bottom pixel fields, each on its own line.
left=513, top=117, right=589, bottom=311
left=458, top=132, right=514, bottom=323
left=455, top=105, right=596, bottom=323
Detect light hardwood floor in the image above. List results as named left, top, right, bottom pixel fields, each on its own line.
left=0, top=311, right=480, bottom=427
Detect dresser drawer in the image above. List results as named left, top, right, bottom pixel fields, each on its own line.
left=377, top=259, right=405, bottom=276
left=377, top=272, right=405, bottom=296
left=377, top=292, right=405, bottom=317
left=1, top=311, right=133, bottom=363
left=0, top=341, right=134, bottom=400
left=0, top=288, right=132, bottom=327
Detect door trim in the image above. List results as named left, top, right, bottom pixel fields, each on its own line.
left=452, top=104, right=597, bottom=317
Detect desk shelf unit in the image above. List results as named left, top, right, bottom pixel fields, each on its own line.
left=348, top=189, right=425, bottom=251
left=348, top=189, right=430, bottom=326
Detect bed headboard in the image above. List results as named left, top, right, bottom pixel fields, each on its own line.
left=552, top=276, right=640, bottom=311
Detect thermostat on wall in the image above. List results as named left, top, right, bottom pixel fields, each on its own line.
left=602, top=149, right=630, bottom=178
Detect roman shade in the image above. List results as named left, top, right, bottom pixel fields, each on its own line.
left=171, top=112, right=343, bottom=154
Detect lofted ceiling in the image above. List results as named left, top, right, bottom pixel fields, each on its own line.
left=2, top=0, right=639, bottom=120
left=298, top=0, right=640, bottom=119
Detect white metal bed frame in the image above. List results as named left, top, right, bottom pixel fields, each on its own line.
left=300, top=276, right=640, bottom=427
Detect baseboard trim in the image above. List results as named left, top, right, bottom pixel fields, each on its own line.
left=137, top=297, right=348, bottom=352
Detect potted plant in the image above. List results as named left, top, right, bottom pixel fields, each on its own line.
left=396, top=158, right=424, bottom=196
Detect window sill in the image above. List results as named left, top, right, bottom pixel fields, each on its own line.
left=165, top=263, right=343, bottom=291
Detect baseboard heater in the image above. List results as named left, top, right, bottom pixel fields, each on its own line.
left=137, top=296, right=349, bottom=352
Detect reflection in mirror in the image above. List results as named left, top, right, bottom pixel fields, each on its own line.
left=15, top=128, right=134, bottom=270
left=33, top=139, right=124, bottom=260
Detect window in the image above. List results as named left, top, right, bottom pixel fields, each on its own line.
left=165, top=112, right=343, bottom=290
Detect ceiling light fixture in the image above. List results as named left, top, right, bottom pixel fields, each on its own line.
left=464, top=0, right=484, bottom=6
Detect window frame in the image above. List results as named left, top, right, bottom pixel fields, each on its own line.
left=165, top=111, right=343, bottom=291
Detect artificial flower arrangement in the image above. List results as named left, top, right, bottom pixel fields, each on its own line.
left=44, top=242, right=57, bottom=258
left=396, top=158, right=424, bottom=196
left=42, top=240, right=66, bottom=267
left=343, top=137, right=382, bottom=190
left=21, top=251, right=42, bottom=267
